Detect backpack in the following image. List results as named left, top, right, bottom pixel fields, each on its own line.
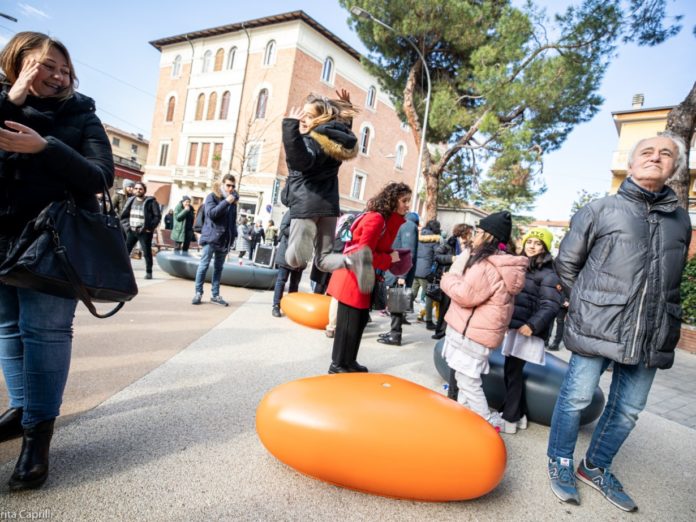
left=193, top=205, right=205, bottom=234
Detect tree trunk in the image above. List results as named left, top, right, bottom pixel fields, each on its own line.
left=402, top=61, right=439, bottom=220
left=665, top=80, right=696, bottom=210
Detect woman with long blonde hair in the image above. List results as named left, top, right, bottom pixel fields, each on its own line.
left=281, top=91, right=375, bottom=293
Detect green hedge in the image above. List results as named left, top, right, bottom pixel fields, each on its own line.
left=681, top=255, right=696, bottom=326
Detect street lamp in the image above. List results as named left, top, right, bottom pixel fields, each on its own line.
left=350, top=6, right=431, bottom=212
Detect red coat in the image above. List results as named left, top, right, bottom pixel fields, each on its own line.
left=328, top=211, right=405, bottom=309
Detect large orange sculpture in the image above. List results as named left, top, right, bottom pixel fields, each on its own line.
left=280, top=292, right=331, bottom=330
left=256, top=373, right=506, bottom=501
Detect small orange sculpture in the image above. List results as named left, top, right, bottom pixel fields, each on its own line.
left=256, top=373, right=506, bottom=501
left=280, top=292, right=331, bottom=330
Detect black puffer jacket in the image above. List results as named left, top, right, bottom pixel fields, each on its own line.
left=509, top=252, right=562, bottom=339
left=434, top=235, right=459, bottom=277
left=555, top=178, right=691, bottom=369
left=281, top=119, right=357, bottom=219
left=0, top=86, right=114, bottom=244
left=414, top=227, right=442, bottom=278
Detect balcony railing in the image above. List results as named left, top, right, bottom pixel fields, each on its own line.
left=173, top=167, right=216, bottom=185
left=113, top=154, right=142, bottom=170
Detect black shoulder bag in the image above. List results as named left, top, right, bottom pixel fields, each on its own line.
left=0, top=188, right=138, bottom=318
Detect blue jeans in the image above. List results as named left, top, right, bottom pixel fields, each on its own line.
left=194, top=244, right=227, bottom=297
left=0, top=284, right=77, bottom=427
left=272, top=266, right=302, bottom=307
left=547, top=353, right=656, bottom=469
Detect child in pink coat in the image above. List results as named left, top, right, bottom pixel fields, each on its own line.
left=440, top=211, right=527, bottom=428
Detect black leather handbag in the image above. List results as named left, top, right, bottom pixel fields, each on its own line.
left=387, top=285, right=412, bottom=314
left=425, top=281, right=443, bottom=302
left=0, top=191, right=138, bottom=318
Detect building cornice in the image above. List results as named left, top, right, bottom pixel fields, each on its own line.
left=149, top=10, right=361, bottom=62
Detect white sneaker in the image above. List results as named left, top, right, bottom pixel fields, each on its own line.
left=488, top=411, right=517, bottom=434
left=517, top=415, right=528, bottom=430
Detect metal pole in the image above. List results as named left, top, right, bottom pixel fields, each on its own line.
left=350, top=7, right=431, bottom=212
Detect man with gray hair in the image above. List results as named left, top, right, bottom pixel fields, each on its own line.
left=547, top=133, right=690, bottom=512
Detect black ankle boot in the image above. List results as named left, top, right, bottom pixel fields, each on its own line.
left=328, top=363, right=350, bottom=374
left=347, top=361, right=368, bottom=373
left=0, top=408, right=23, bottom=443
left=377, top=334, right=401, bottom=346
left=9, top=419, right=55, bottom=491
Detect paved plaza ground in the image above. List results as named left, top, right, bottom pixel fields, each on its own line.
left=1, top=256, right=695, bottom=520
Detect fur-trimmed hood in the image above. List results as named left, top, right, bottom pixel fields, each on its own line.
left=309, top=121, right=358, bottom=161
left=418, top=233, right=442, bottom=243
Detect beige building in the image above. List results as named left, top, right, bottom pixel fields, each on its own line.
left=104, top=123, right=149, bottom=189
left=143, top=10, right=418, bottom=222
left=610, top=95, right=696, bottom=215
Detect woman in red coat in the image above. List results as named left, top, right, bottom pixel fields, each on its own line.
left=327, top=182, right=412, bottom=373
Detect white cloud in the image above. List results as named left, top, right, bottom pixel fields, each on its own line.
left=18, top=3, right=50, bottom=19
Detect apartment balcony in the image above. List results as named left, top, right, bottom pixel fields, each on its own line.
left=113, top=154, right=142, bottom=171
left=172, top=167, right=217, bottom=188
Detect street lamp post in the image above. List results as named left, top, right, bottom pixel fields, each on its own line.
left=350, top=6, right=431, bottom=212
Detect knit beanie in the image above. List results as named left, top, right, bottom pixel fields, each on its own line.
left=478, top=211, right=512, bottom=243
left=123, top=179, right=135, bottom=188
left=522, top=227, right=553, bottom=252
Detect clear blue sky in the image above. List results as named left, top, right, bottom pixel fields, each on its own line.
left=1, top=0, right=694, bottom=221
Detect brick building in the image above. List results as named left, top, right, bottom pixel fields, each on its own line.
left=143, top=10, right=418, bottom=222
left=104, top=123, right=149, bottom=189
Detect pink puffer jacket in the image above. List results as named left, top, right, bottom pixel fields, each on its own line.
left=440, top=253, right=528, bottom=349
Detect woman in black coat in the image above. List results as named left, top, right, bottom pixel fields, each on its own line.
left=497, top=228, right=562, bottom=434
left=0, top=32, right=114, bottom=490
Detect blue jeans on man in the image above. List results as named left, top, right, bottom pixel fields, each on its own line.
left=547, top=352, right=657, bottom=468
left=0, top=285, right=77, bottom=427
left=194, top=244, right=227, bottom=297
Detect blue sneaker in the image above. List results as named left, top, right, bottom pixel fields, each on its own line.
left=576, top=458, right=637, bottom=512
left=548, top=457, right=580, bottom=504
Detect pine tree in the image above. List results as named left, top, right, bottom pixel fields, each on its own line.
left=342, top=0, right=682, bottom=220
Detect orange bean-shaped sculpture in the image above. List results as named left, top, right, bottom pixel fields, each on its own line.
left=280, top=292, right=331, bottom=330
left=256, top=373, right=506, bottom=501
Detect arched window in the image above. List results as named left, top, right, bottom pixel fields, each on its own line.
left=255, top=89, right=268, bottom=119
left=207, top=92, right=218, bottom=120
left=366, top=86, right=376, bottom=109
left=202, top=50, right=212, bottom=73
left=263, top=40, right=276, bottom=66
left=195, top=93, right=205, bottom=120
left=395, top=144, right=406, bottom=169
left=219, top=91, right=231, bottom=119
left=214, top=49, right=224, bottom=71
left=359, top=126, right=372, bottom=155
left=321, top=57, right=334, bottom=83
left=171, top=55, right=181, bottom=78
left=227, top=47, right=237, bottom=69
left=165, top=96, right=175, bottom=122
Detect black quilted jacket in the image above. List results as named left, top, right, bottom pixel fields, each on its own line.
left=509, top=252, right=562, bottom=340
left=555, top=178, right=691, bottom=369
